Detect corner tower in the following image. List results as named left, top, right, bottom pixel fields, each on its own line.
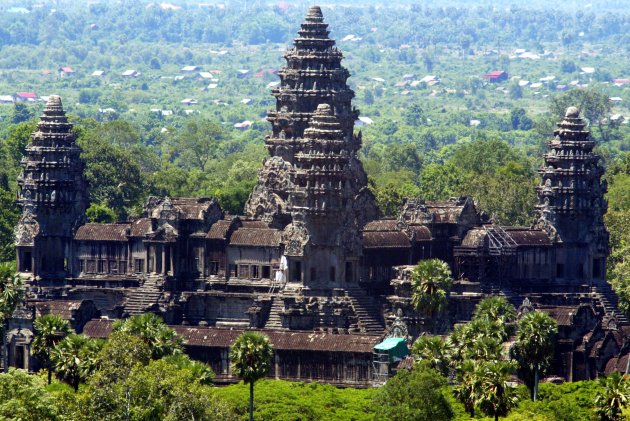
left=536, top=107, right=608, bottom=282
left=15, top=96, right=87, bottom=278
left=245, top=5, right=377, bottom=228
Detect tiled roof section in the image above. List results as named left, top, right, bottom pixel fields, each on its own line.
left=605, top=353, right=630, bottom=375
left=538, top=305, right=577, bottom=326
left=130, top=218, right=152, bottom=237
left=505, top=228, right=552, bottom=246
left=461, top=228, right=488, bottom=248
left=171, top=197, right=216, bottom=220
left=208, top=219, right=234, bottom=240
left=173, top=326, right=242, bottom=348
left=240, top=220, right=269, bottom=229
left=363, top=219, right=399, bottom=232
left=172, top=327, right=380, bottom=353
left=83, top=319, right=114, bottom=338
left=230, top=228, right=281, bottom=247
left=75, top=223, right=130, bottom=241
left=424, top=201, right=466, bottom=224
left=35, top=300, right=84, bottom=320
left=410, top=225, right=431, bottom=241
left=363, top=231, right=410, bottom=249
left=266, top=331, right=380, bottom=353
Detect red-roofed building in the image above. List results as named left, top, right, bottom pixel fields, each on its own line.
left=14, top=92, right=38, bottom=102
left=58, top=67, right=76, bottom=77
left=483, top=70, right=508, bottom=82
left=613, top=79, right=630, bottom=85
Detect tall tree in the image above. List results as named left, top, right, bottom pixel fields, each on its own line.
left=477, top=360, right=519, bottom=421
left=594, top=372, right=630, bottom=421
left=410, top=259, right=453, bottom=333
left=112, top=313, right=182, bottom=359
left=32, top=314, right=72, bottom=384
left=51, top=334, right=101, bottom=391
left=372, top=366, right=454, bottom=421
left=230, top=331, right=274, bottom=421
left=0, top=267, right=22, bottom=373
left=453, top=359, right=481, bottom=417
left=411, top=335, right=451, bottom=376
left=512, top=310, right=558, bottom=400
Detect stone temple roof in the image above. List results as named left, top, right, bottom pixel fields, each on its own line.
left=75, top=223, right=130, bottom=242
left=229, top=228, right=282, bottom=247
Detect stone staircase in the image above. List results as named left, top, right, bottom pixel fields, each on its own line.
left=264, top=297, right=285, bottom=330
left=124, top=278, right=163, bottom=316
left=346, top=287, right=384, bottom=334
left=592, top=282, right=629, bottom=326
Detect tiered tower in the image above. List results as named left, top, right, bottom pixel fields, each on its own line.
left=245, top=5, right=377, bottom=228
left=15, top=96, right=87, bottom=278
left=284, top=104, right=362, bottom=285
left=536, top=107, right=608, bottom=281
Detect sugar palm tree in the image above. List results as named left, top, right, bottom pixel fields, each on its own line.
left=32, top=314, right=72, bottom=384
left=473, top=297, right=517, bottom=329
left=0, top=269, right=22, bottom=373
left=51, top=334, right=101, bottom=391
left=113, top=313, right=182, bottom=359
left=230, top=331, right=274, bottom=421
left=477, top=360, right=519, bottom=421
left=411, top=335, right=451, bottom=376
left=512, top=310, right=557, bottom=401
left=410, top=259, right=453, bottom=333
left=594, top=372, right=630, bottom=421
left=453, top=359, right=482, bottom=417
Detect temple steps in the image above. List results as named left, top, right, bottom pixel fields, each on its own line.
left=124, top=279, right=163, bottom=316
left=592, top=282, right=629, bottom=326
left=264, top=297, right=285, bottom=330
left=346, top=287, right=384, bottom=334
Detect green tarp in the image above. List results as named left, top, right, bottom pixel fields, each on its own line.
left=374, top=337, right=409, bottom=362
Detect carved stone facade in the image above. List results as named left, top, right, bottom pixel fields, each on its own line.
left=16, top=95, right=87, bottom=278
left=10, top=7, right=625, bottom=385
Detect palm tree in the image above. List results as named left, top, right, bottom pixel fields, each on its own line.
left=0, top=269, right=22, bottom=373
left=512, top=310, right=557, bottom=401
left=476, top=360, right=519, bottom=421
left=411, top=335, right=451, bottom=376
left=453, top=359, right=482, bottom=417
left=594, top=372, right=630, bottom=421
left=230, top=331, right=274, bottom=421
left=410, top=259, right=453, bottom=333
left=113, top=313, right=182, bottom=359
left=473, top=297, right=516, bottom=326
left=32, top=314, right=72, bottom=384
left=51, top=334, right=101, bottom=391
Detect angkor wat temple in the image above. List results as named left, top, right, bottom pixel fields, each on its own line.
left=7, top=6, right=628, bottom=386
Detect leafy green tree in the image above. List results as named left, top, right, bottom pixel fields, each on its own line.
left=0, top=268, right=22, bottom=373
left=51, top=334, right=102, bottom=391
left=230, top=331, right=274, bottom=421
left=32, top=314, right=72, bottom=384
left=411, top=335, right=451, bottom=376
left=11, top=103, right=33, bottom=124
left=372, top=366, right=453, bottom=421
left=410, top=259, right=453, bottom=332
left=477, top=360, right=519, bottom=421
left=510, top=108, right=533, bottom=130
left=112, top=313, right=182, bottom=359
left=86, top=202, right=117, bottom=223
left=512, top=310, right=558, bottom=400
left=594, top=372, right=630, bottom=421
left=403, top=104, right=426, bottom=127
left=173, top=119, right=227, bottom=171
left=0, top=368, right=60, bottom=420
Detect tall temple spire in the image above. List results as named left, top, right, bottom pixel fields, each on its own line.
left=536, top=107, right=608, bottom=281
left=246, top=6, right=377, bottom=227
left=16, top=95, right=87, bottom=277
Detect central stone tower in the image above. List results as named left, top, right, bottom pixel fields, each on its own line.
left=245, top=5, right=377, bottom=231
left=535, top=107, right=608, bottom=282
